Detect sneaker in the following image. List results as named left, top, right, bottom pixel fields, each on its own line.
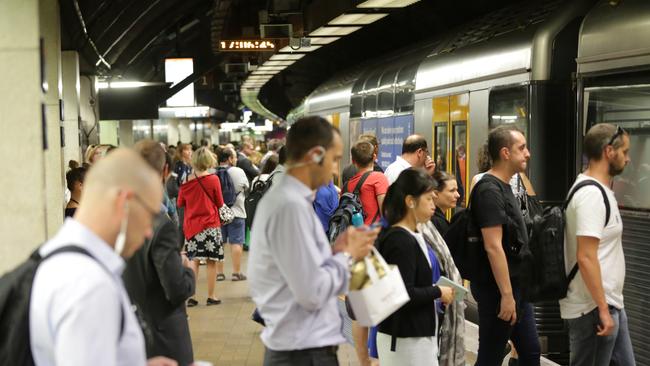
left=187, top=298, right=198, bottom=307
left=216, top=273, right=226, bottom=281
left=232, top=273, right=247, bottom=281
left=206, top=298, right=222, bottom=306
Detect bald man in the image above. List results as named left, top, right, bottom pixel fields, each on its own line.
left=29, top=149, right=177, bottom=366
left=384, top=134, right=435, bottom=184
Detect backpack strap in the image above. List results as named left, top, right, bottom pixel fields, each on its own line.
left=563, top=179, right=611, bottom=227
left=41, top=245, right=125, bottom=340
left=343, top=171, right=373, bottom=195
left=563, top=179, right=612, bottom=286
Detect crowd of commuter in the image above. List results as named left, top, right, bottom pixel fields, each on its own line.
left=7, top=115, right=633, bottom=366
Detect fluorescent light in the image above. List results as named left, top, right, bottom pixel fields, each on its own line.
left=309, top=26, right=361, bottom=37
left=328, top=13, right=388, bottom=25
left=270, top=54, right=305, bottom=61
left=158, top=106, right=212, bottom=118
left=357, top=0, right=420, bottom=8
left=257, top=65, right=287, bottom=71
left=97, top=81, right=109, bottom=89
left=264, top=60, right=295, bottom=66
left=247, top=75, right=273, bottom=79
left=309, top=37, right=341, bottom=45
left=278, top=45, right=322, bottom=53
left=110, top=81, right=149, bottom=88
left=251, top=71, right=278, bottom=75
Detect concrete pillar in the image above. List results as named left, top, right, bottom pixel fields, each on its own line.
left=39, top=0, right=64, bottom=238
left=119, top=120, right=134, bottom=147
left=0, top=0, right=47, bottom=271
left=61, top=51, right=81, bottom=166
left=167, top=119, right=180, bottom=145
left=179, top=120, right=192, bottom=143
left=80, top=74, right=99, bottom=148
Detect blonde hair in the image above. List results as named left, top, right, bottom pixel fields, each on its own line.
left=84, top=144, right=98, bottom=164
left=192, top=146, right=216, bottom=171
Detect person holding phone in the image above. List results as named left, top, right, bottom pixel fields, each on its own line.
left=375, top=168, right=454, bottom=366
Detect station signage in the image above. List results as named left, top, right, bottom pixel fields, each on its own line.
left=219, top=40, right=276, bottom=51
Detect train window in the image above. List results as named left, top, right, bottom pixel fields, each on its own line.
left=585, top=85, right=650, bottom=210
left=434, top=124, right=448, bottom=172
left=350, top=75, right=366, bottom=118
left=378, top=68, right=398, bottom=115
left=395, top=64, right=417, bottom=113
left=488, top=85, right=529, bottom=138
left=452, top=123, right=468, bottom=208
left=362, top=71, right=381, bottom=118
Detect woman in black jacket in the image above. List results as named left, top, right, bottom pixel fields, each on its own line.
left=376, top=168, right=454, bottom=366
left=431, top=170, right=461, bottom=236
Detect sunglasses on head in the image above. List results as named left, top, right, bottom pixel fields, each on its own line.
left=607, top=125, right=626, bottom=146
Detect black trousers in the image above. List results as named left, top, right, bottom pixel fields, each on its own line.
left=263, top=346, right=339, bottom=366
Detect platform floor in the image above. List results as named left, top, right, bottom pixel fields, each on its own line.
left=187, top=251, right=558, bottom=366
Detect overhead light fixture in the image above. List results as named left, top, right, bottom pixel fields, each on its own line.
left=264, top=60, right=295, bottom=66
left=309, top=26, right=361, bottom=37
left=251, top=71, right=278, bottom=75
left=257, top=65, right=287, bottom=71
left=309, top=37, right=341, bottom=45
left=96, top=81, right=168, bottom=89
left=328, top=13, right=388, bottom=25
left=270, top=53, right=305, bottom=61
left=357, top=0, right=420, bottom=8
left=278, top=45, right=322, bottom=53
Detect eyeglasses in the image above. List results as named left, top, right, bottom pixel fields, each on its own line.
left=608, top=125, right=626, bottom=146
left=132, top=193, right=160, bottom=219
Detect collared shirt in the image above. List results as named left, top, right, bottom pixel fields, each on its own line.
left=384, top=156, right=412, bottom=185
left=220, top=164, right=250, bottom=218
left=248, top=174, right=350, bottom=351
left=30, top=219, right=147, bottom=366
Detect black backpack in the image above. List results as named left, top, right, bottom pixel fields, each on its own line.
left=443, top=178, right=496, bottom=281
left=245, top=172, right=279, bottom=229
left=525, top=180, right=611, bottom=301
left=216, top=167, right=237, bottom=207
left=327, top=171, right=378, bottom=244
left=0, top=245, right=124, bottom=365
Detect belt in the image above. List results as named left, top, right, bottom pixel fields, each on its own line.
left=270, top=345, right=339, bottom=354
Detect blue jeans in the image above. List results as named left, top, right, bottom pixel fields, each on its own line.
left=471, top=282, right=541, bottom=366
left=566, top=307, right=635, bottom=366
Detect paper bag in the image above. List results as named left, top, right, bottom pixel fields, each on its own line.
left=346, top=247, right=410, bottom=326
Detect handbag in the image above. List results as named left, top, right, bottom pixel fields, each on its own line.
left=193, top=173, right=235, bottom=225
left=346, top=247, right=410, bottom=327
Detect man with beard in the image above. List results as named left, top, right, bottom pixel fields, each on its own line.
left=561, top=124, right=634, bottom=366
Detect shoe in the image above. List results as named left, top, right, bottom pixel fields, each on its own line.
left=232, top=273, right=247, bottom=281
left=187, top=298, right=198, bottom=307
left=216, top=273, right=226, bottom=281
left=207, top=298, right=222, bottom=306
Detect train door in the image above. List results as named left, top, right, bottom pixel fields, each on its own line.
left=432, top=93, right=470, bottom=211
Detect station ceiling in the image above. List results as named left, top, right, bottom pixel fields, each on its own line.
left=60, top=0, right=525, bottom=120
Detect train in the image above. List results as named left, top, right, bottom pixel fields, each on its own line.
left=288, top=0, right=650, bottom=364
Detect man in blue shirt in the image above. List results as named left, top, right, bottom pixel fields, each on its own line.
left=249, top=116, right=379, bottom=366
left=314, top=181, right=339, bottom=235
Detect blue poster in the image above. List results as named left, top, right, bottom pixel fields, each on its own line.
left=376, top=117, right=395, bottom=170
left=393, top=114, right=414, bottom=157
left=361, top=119, right=377, bottom=136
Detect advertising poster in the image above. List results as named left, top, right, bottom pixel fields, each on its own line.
left=393, top=114, right=414, bottom=157
left=376, top=117, right=395, bottom=170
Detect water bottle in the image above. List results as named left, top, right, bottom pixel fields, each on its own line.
left=351, top=211, right=364, bottom=228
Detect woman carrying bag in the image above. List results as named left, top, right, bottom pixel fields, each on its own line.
left=376, top=168, right=454, bottom=366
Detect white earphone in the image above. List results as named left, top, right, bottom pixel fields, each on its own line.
left=311, top=146, right=326, bottom=164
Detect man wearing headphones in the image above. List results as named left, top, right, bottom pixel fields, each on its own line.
left=248, top=116, right=379, bottom=366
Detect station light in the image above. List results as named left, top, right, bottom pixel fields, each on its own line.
left=309, top=37, right=341, bottom=45
left=264, top=60, right=295, bottom=66
left=357, top=0, right=420, bottom=8
left=270, top=54, right=305, bottom=61
left=278, top=45, right=322, bottom=53
left=328, top=13, right=388, bottom=25
left=257, top=65, right=288, bottom=71
left=309, top=26, right=361, bottom=37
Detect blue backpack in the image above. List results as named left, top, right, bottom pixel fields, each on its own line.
left=216, top=167, right=237, bottom=207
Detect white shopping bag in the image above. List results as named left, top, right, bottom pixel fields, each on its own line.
left=346, top=247, right=410, bottom=327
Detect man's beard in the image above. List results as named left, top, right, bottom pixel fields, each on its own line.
left=609, top=161, right=625, bottom=176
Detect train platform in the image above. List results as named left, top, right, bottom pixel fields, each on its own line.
left=188, top=252, right=559, bottom=366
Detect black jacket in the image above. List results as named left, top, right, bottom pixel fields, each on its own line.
left=237, top=152, right=260, bottom=182
left=123, top=213, right=195, bottom=365
left=377, top=227, right=441, bottom=338
left=431, top=207, right=450, bottom=237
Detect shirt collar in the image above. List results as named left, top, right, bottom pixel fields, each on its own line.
left=49, top=218, right=126, bottom=276
left=396, top=155, right=411, bottom=168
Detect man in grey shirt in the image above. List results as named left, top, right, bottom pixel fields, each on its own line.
left=249, top=116, right=379, bottom=366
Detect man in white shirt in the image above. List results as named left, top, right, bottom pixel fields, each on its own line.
left=561, top=123, right=634, bottom=366
left=216, top=147, right=250, bottom=281
left=30, top=149, right=177, bottom=366
left=384, top=134, right=435, bottom=184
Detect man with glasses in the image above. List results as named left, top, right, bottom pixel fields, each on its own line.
left=384, top=134, right=435, bottom=184
left=29, top=149, right=178, bottom=366
left=561, top=123, right=634, bottom=366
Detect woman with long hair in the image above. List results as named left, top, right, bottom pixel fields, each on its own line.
left=177, top=147, right=225, bottom=306
left=376, top=168, right=454, bottom=366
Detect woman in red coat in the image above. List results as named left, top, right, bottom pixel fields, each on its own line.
left=178, top=147, right=225, bottom=306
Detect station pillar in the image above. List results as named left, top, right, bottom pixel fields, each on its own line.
left=61, top=51, right=81, bottom=167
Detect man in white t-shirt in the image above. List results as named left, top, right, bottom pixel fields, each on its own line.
left=384, top=134, right=435, bottom=184
left=561, top=123, right=634, bottom=366
left=216, top=147, right=250, bottom=281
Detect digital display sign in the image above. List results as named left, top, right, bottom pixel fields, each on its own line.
left=219, top=40, right=276, bottom=51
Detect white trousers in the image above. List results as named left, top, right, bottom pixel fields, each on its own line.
left=376, top=331, right=438, bottom=366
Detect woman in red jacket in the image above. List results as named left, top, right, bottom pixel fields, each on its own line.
left=178, top=147, right=225, bottom=306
